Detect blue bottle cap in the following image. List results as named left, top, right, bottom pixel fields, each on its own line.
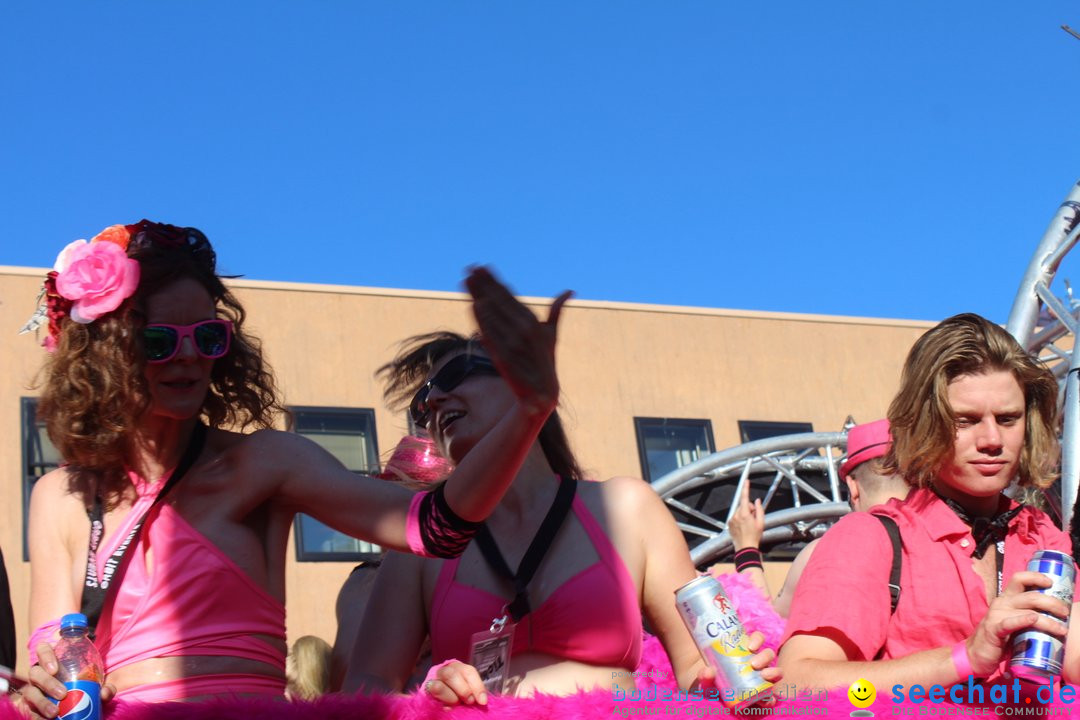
left=60, top=613, right=89, bottom=630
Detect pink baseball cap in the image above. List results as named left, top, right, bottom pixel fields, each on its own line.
left=839, top=419, right=891, bottom=479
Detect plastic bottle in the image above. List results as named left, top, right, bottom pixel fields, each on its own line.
left=52, top=613, right=103, bottom=720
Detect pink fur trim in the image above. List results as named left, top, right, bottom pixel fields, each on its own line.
left=5, top=684, right=1078, bottom=720
left=707, top=570, right=786, bottom=652
left=633, top=571, right=785, bottom=693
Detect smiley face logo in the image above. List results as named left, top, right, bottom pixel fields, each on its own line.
left=848, top=678, right=876, bottom=708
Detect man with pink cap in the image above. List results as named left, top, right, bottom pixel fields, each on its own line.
left=728, top=419, right=909, bottom=616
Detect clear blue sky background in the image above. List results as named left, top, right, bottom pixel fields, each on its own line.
left=3, top=2, right=1079, bottom=323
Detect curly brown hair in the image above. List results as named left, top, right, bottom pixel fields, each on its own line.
left=880, top=312, right=1060, bottom=490
left=378, top=330, right=584, bottom=482
left=36, top=221, right=285, bottom=506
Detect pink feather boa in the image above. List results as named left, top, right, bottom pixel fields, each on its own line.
left=5, top=681, right=1079, bottom=719
left=8, top=573, right=1071, bottom=718
left=634, top=570, right=785, bottom=692
left=8, top=686, right=1074, bottom=719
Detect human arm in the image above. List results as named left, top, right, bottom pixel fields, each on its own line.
left=771, top=539, right=817, bottom=618
left=266, top=268, right=571, bottom=553
left=330, top=564, right=381, bottom=691
left=22, top=470, right=115, bottom=718
left=726, top=481, right=769, bottom=598
left=780, top=571, right=1066, bottom=690
left=1061, top=603, right=1080, bottom=685
left=622, top=477, right=780, bottom=692
left=342, top=552, right=430, bottom=694
left=778, top=512, right=1068, bottom=692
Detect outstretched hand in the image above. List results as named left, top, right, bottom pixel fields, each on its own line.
left=728, top=481, right=765, bottom=551
left=465, top=266, right=572, bottom=420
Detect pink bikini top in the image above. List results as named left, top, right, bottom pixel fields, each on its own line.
left=93, top=473, right=286, bottom=674
left=429, top=494, right=642, bottom=670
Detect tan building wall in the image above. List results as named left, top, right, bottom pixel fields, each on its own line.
left=0, top=265, right=932, bottom=676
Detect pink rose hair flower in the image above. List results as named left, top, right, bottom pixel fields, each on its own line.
left=20, top=223, right=146, bottom=350
left=53, top=239, right=140, bottom=323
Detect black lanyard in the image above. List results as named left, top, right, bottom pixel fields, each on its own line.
left=81, top=422, right=207, bottom=635
left=474, top=476, right=577, bottom=622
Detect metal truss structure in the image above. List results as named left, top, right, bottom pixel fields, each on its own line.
left=652, top=181, right=1080, bottom=569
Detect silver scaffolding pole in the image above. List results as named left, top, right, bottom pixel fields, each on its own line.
left=654, top=181, right=1080, bottom=569
left=1005, top=181, right=1080, bottom=530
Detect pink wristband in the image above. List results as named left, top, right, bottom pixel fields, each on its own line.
left=28, top=619, right=61, bottom=665
left=406, top=491, right=430, bottom=557
left=951, top=641, right=976, bottom=680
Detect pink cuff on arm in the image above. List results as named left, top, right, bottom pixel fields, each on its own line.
left=28, top=620, right=61, bottom=665
left=406, top=491, right=431, bottom=557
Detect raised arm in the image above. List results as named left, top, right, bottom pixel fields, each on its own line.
left=726, top=481, right=770, bottom=598
left=268, top=268, right=571, bottom=553
left=444, top=267, right=571, bottom=520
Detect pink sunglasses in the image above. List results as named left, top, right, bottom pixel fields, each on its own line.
left=142, top=319, right=233, bottom=363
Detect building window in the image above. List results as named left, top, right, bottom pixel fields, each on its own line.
left=22, top=398, right=61, bottom=560
left=290, top=407, right=382, bottom=562
left=738, top=420, right=814, bottom=443
left=634, top=417, right=715, bottom=483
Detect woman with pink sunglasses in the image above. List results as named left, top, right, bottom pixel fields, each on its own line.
left=17, top=220, right=567, bottom=717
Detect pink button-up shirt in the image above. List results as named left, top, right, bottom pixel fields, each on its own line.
left=782, top=487, right=1071, bottom=681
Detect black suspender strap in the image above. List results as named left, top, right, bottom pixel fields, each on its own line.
left=81, top=422, right=208, bottom=635
left=474, top=476, right=577, bottom=623
left=872, top=513, right=903, bottom=614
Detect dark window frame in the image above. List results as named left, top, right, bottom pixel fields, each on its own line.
left=737, top=420, right=814, bottom=443
left=289, top=406, right=382, bottom=563
left=22, top=397, right=61, bottom=561
left=633, top=417, right=716, bottom=483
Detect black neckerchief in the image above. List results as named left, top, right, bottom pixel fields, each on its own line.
left=474, top=476, right=577, bottom=622
left=81, top=422, right=208, bottom=635
left=933, top=489, right=1024, bottom=560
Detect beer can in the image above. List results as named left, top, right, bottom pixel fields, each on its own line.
left=1009, top=550, right=1075, bottom=681
left=675, top=574, right=773, bottom=709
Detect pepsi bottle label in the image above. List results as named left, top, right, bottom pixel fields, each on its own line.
left=56, top=680, right=100, bottom=720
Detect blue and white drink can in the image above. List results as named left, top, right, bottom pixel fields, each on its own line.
left=1009, top=550, right=1075, bottom=681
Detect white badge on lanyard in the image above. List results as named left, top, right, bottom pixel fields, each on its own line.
left=468, top=611, right=515, bottom=694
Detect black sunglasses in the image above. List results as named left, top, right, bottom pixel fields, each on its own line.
left=410, top=355, right=499, bottom=426
left=142, top=319, right=233, bottom=363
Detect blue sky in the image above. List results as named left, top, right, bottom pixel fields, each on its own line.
left=2, top=2, right=1079, bottom=322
